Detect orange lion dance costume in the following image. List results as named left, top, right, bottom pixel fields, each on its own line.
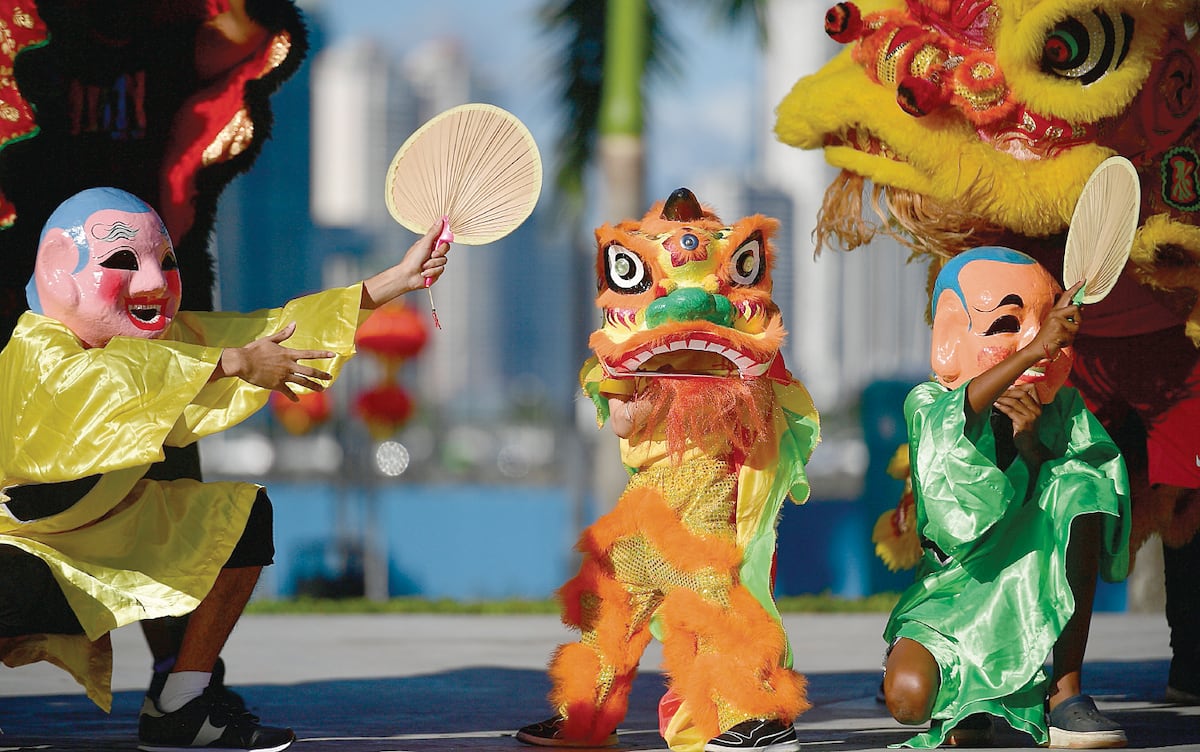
left=517, top=189, right=820, bottom=752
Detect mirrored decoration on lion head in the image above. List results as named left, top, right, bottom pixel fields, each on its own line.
left=27, top=187, right=181, bottom=348
left=590, top=188, right=786, bottom=379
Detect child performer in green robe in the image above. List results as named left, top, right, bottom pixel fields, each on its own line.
left=882, top=247, right=1130, bottom=749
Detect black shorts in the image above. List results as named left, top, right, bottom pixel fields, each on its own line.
left=0, top=489, right=274, bottom=637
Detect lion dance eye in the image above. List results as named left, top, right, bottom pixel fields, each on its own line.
left=728, top=235, right=764, bottom=286
left=680, top=233, right=699, bottom=250
left=1041, top=10, right=1133, bottom=85
left=604, top=244, right=652, bottom=294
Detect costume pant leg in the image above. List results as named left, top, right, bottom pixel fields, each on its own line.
left=1165, top=531, right=1200, bottom=695
left=657, top=583, right=809, bottom=748
left=0, top=545, right=82, bottom=636
left=548, top=552, right=655, bottom=744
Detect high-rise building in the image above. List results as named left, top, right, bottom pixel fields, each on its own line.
left=759, top=2, right=931, bottom=411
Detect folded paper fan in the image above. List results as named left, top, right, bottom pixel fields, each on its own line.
left=1062, top=155, right=1140, bottom=305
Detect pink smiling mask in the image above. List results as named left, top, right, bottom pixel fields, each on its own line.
left=26, top=187, right=181, bottom=348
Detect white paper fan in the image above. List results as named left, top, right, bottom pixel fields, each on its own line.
left=1062, top=155, right=1140, bottom=305
left=385, top=103, right=542, bottom=245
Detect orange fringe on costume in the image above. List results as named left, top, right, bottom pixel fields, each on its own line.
left=547, top=465, right=807, bottom=746
left=636, top=376, right=775, bottom=462
left=659, top=587, right=809, bottom=738
left=582, top=484, right=743, bottom=573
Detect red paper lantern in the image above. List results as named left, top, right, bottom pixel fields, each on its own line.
left=356, top=302, right=428, bottom=362
left=354, top=382, right=414, bottom=439
left=270, top=389, right=332, bottom=435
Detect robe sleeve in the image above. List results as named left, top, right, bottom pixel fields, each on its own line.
left=905, top=380, right=1020, bottom=561
left=164, top=283, right=367, bottom=444
left=0, top=313, right=222, bottom=485
left=0, top=285, right=366, bottom=486
left=1031, top=387, right=1131, bottom=582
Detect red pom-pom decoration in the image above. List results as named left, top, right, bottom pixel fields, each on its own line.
left=825, top=2, right=865, bottom=44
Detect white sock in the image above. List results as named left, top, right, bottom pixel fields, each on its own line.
left=158, top=671, right=211, bottom=713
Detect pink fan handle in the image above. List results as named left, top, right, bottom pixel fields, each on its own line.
left=424, top=216, right=454, bottom=289
left=425, top=216, right=453, bottom=329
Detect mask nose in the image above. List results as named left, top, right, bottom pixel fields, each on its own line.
left=645, top=287, right=734, bottom=328
left=129, top=261, right=168, bottom=296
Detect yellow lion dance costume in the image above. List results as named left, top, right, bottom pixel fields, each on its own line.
left=775, top=0, right=1200, bottom=703
left=517, top=189, right=820, bottom=752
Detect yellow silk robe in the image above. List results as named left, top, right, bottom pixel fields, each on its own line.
left=0, top=284, right=366, bottom=709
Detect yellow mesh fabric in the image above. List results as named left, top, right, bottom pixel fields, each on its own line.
left=626, top=456, right=736, bottom=538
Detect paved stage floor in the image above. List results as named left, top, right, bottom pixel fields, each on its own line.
left=1, top=612, right=1196, bottom=751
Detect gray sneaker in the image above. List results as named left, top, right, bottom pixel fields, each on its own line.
left=1047, top=695, right=1126, bottom=749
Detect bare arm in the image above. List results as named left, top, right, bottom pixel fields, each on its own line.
left=210, top=222, right=451, bottom=399
left=361, top=222, right=451, bottom=310
left=994, top=383, right=1053, bottom=467
left=964, top=282, right=1082, bottom=418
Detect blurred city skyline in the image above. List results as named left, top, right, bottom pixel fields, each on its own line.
left=204, top=1, right=934, bottom=493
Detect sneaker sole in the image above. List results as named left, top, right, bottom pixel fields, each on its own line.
left=1046, top=727, right=1127, bottom=749
left=1165, top=686, right=1200, bottom=705
left=138, top=742, right=293, bottom=752
left=514, top=730, right=619, bottom=748
left=703, top=741, right=799, bottom=752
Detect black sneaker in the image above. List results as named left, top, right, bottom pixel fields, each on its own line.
left=704, top=719, right=800, bottom=751
left=945, top=713, right=994, bottom=747
left=138, top=687, right=294, bottom=752
left=515, top=716, right=618, bottom=747
left=1047, top=695, right=1126, bottom=749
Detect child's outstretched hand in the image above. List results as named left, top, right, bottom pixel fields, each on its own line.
left=214, top=322, right=336, bottom=401
left=1029, top=282, right=1083, bottom=363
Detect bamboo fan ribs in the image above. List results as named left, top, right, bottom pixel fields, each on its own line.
left=384, top=103, right=542, bottom=328
left=386, top=103, right=543, bottom=245
left=1062, top=155, right=1140, bottom=305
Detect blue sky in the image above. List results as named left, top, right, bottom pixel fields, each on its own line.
left=306, top=0, right=763, bottom=201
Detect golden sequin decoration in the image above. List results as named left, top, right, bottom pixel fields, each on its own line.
left=625, top=456, right=737, bottom=539
left=876, top=28, right=905, bottom=85
left=202, top=109, right=254, bottom=167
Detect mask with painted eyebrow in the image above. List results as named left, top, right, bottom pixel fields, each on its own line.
left=930, top=248, right=1073, bottom=403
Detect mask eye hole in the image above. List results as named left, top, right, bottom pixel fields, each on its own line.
left=983, top=314, right=1021, bottom=336
left=99, top=249, right=139, bottom=271
left=161, top=252, right=178, bottom=272
left=1041, top=10, right=1133, bottom=85
left=728, top=234, right=764, bottom=286
left=604, top=244, right=651, bottom=294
